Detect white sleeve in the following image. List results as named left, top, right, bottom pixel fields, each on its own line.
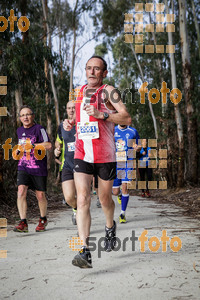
left=40, top=128, right=48, bottom=142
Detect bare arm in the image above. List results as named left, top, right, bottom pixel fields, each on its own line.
left=21, top=140, right=51, bottom=151
left=35, top=142, right=52, bottom=150
left=83, top=85, right=132, bottom=125
left=55, top=158, right=62, bottom=165
left=104, top=85, right=132, bottom=125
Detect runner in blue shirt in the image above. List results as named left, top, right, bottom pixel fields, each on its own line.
left=112, top=125, right=141, bottom=223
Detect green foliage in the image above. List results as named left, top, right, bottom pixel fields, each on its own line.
left=95, top=0, right=135, bottom=36
left=94, top=42, right=108, bottom=57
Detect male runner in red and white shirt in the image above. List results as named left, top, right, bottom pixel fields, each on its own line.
left=64, top=56, right=132, bottom=268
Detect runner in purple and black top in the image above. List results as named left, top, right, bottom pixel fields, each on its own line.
left=17, top=123, right=50, bottom=176
left=14, top=105, right=52, bottom=233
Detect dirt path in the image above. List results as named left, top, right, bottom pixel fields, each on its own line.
left=1, top=195, right=200, bottom=299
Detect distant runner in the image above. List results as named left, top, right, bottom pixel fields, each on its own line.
left=139, top=139, right=153, bottom=198
left=54, top=101, right=77, bottom=224
left=112, top=125, right=141, bottom=223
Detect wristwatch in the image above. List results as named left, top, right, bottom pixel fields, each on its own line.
left=103, top=112, right=109, bottom=120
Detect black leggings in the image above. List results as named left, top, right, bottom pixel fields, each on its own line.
left=139, top=167, right=152, bottom=192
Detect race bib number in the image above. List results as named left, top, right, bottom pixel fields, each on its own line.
left=116, top=151, right=127, bottom=162
left=77, top=122, right=99, bottom=139
left=82, top=96, right=91, bottom=104
left=67, top=142, right=75, bottom=152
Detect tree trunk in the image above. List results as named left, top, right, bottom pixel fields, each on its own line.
left=165, top=0, right=184, bottom=187
left=20, top=0, right=29, bottom=44
left=15, top=89, right=23, bottom=127
left=0, top=147, right=4, bottom=202
left=148, top=11, right=166, bottom=116
left=69, top=0, right=79, bottom=92
left=15, top=0, right=28, bottom=128
left=42, top=0, right=52, bottom=136
left=179, top=0, right=198, bottom=184
left=70, top=27, right=76, bottom=92
left=42, top=0, right=53, bottom=169
left=50, top=64, right=60, bottom=126
left=59, top=29, right=63, bottom=79
left=191, top=0, right=200, bottom=58
left=42, top=0, right=60, bottom=128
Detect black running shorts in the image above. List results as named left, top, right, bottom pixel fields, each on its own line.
left=17, top=170, right=47, bottom=191
left=61, top=168, right=74, bottom=182
left=74, top=159, right=116, bottom=181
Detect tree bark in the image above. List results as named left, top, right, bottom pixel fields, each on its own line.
left=191, top=0, right=200, bottom=58
left=0, top=148, right=4, bottom=202
left=179, top=0, right=198, bottom=184
left=15, top=89, right=23, bottom=127
left=42, top=0, right=60, bottom=128
left=42, top=0, right=53, bottom=169
left=148, top=11, right=166, bottom=116
left=165, top=0, right=184, bottom=187
left=59, top=29, right=63, bottom=80
left=69, top=0, right=79, bottom=92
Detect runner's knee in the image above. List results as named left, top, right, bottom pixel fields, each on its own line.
left=36, top=191, right=46, bottom=202
left=100, top=194, right=113, bottom=207
left=17, top=186, right=27, bottom=198
left=77, top=195, right=90, bottom=209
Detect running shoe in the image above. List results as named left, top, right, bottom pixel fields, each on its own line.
left=119, top=214, right=127, bottom=223
left=13, top=220, right=28, bottom=233
left=72, top=247, right=92, bottom=268
left=145, top=191, right=151, bottom=198
left=117, top=194, right=122, bottom=204
left=96, top=197, right=101, bottom=208
left=35, top=219, right=48, bottom=232
left=141, top=192, right=145, bottom=197
left=104, top=220, right=116, bottom=252
left=72, top=208, right=77, bottom=225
